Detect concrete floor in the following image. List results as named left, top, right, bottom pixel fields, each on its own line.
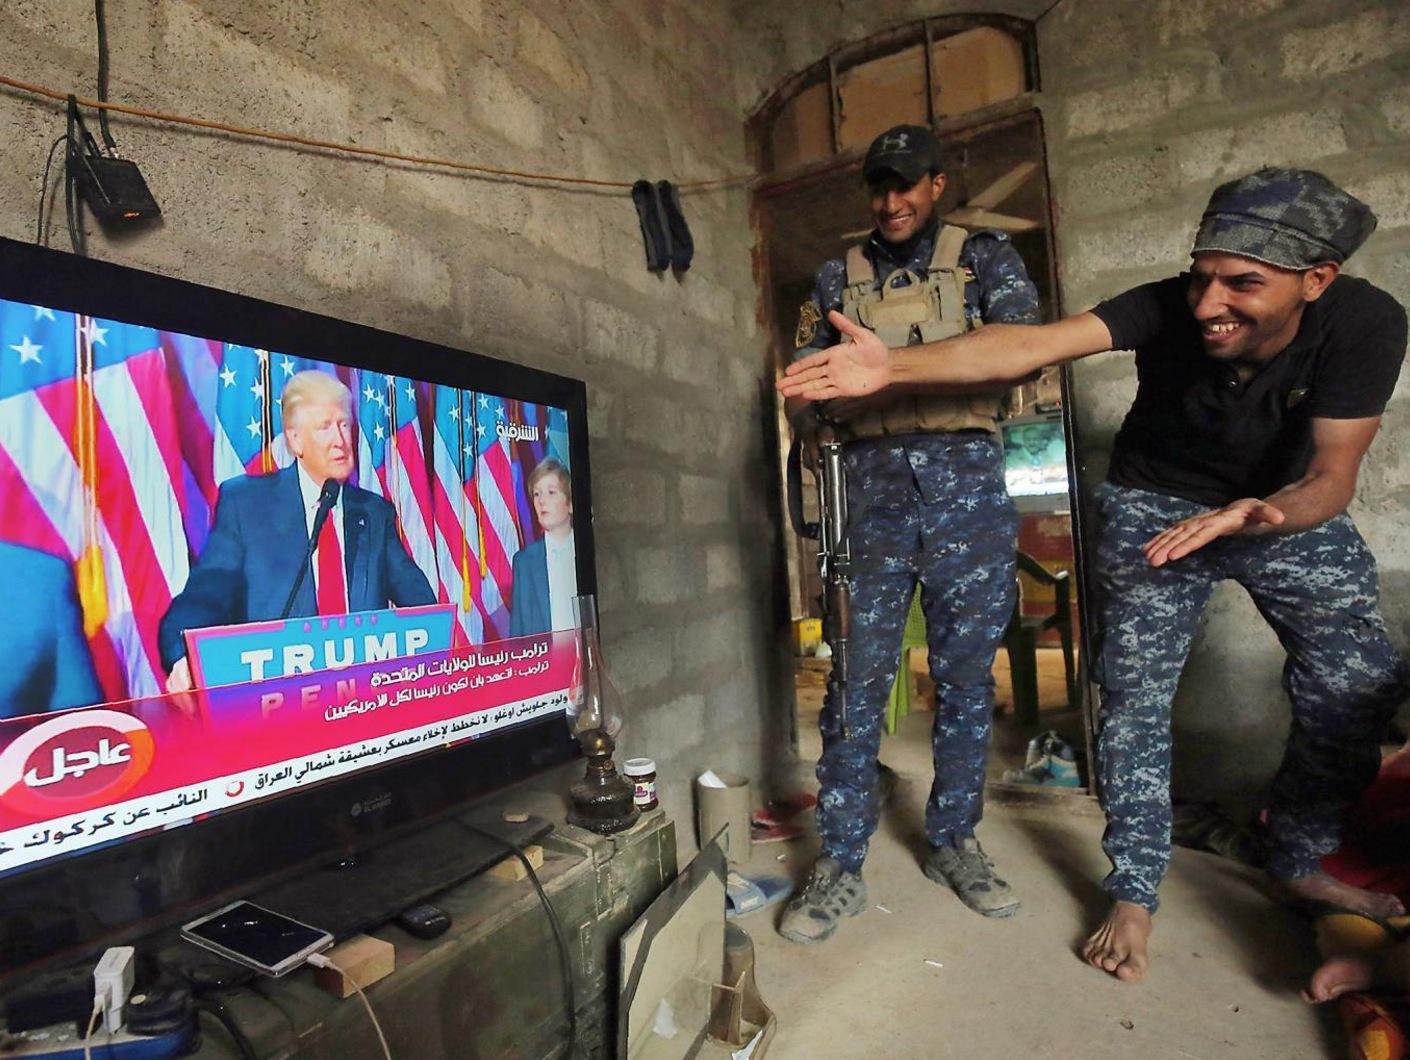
left=737, top=698, right=1339, bottom=1059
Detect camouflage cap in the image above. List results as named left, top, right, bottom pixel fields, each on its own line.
left=1191, top=168, right=1377, bottom=270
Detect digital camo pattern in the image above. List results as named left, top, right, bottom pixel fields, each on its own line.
left=1192, top=167, right=1377, bottom=270
left=1090, top=482, right=1409, bottom=910
left=795, top=227, right=1041, bottom=356
left=815, top=434, right=1018, bottom=873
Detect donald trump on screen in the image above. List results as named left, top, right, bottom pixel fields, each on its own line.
left=159, top=370, right=435, bottom=692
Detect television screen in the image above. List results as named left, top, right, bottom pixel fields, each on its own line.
left=0, top=239, right=588, bottom=972
left=1001, top=417, right=1070, bottom=498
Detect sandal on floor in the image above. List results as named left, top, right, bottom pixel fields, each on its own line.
left=725, top=871, right=791, bottom=919
left=753, top=793, right=818, bottom=828
left=1338, top=993, right=1406, bottom=1060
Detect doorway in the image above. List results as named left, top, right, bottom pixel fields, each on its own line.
left=751, top=17, right=1093, bottom=794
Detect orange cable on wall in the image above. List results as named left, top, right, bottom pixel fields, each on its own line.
left=0, top=73, right=754, bottom=193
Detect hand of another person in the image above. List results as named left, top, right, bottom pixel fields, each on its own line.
left=165, top=656, right=194, bottom=694
left=1142, top=498, right=1285, bottom=567
left=776, top=311, right=890, bottom=400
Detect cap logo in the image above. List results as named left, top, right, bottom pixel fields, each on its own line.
left=880, top=133, right=910, bottom=151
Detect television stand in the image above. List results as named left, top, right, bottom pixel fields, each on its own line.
left=179, top=806, right=676, bottom=1058
left=249, top=807, right=556, bottom=942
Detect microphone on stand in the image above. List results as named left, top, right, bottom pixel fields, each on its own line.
left=281, top=479, right=341, bottom=620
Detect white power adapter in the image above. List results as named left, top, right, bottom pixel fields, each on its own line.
left=93, top=946, right=135, bottom=1034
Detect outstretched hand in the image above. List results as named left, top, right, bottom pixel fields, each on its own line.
left=776, top=311, right=890, bottom=400
left=1142, top=498, right=1285, bottom=567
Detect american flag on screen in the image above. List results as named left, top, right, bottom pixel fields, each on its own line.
left=1, top=294, right=572, bottom=706
left=0, top=301, right=191, bottom=701
left=354, top=372, right=438, bottom=595
left=470, top=392, right=523, bottom=637
left=213, top=347, right=320, bottom=484
left=429, top=385, right=487, bottom=645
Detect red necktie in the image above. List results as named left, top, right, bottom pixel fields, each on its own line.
left=316, top=513, right=347, bottom=615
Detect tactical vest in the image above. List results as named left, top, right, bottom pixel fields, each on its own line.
left=837, top=223, right=1004, bottom=439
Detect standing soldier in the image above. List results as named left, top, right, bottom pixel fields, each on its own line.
left=779, top=124, right=1042, bottom=944
left=777, top=168, right=1410, bottom=980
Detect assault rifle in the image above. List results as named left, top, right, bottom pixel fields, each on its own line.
left=787, top=423, right=852, bottom=739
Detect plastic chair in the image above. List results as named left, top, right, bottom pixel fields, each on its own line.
left=884, top=553, right=1079, bottom=733
left=885, top=588, right=927, bottom=734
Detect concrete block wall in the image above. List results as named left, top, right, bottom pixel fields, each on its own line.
left=0, top=0, right=791, bottom=855
left=734, top=0, right=1410, bottom=802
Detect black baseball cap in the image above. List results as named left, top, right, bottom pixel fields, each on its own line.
left=862, top=124, right=944, bottom=185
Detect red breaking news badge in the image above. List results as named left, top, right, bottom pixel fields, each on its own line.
left=0, top=710, right=156, bottom=819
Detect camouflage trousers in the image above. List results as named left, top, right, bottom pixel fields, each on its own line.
left=816, top=433, right=1017, bottom=874
left=1092, top=482, right=1409, bottom=911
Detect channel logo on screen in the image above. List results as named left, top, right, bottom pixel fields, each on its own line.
left=0, top=710, right=155, bottom=818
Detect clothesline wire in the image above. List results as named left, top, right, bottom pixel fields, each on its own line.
left=0, top=73, right=756, bottom=194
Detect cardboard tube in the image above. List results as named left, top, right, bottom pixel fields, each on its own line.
left=696, top=771, right=751, bottom=862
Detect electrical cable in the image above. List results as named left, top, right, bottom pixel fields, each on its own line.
left=82, top=999, right=102, bottom=1060
left=64, top=97, right=86, bottom=256
left=192, top=998, right=259, bottom=1060
left=304, top=953, right=391, bottom=1060
left=458, top=821, right=579, bottom=1059
left=35, top=134, right=68, bottom=244
left=93, top=0, right=117, bottom=150
left=0, top=74, right=752, bottom=194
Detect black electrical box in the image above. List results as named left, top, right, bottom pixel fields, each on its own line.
left=69, top=150, right=161, bottom=224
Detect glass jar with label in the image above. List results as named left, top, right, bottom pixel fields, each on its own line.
left=622, top=758, right=658, bottom=811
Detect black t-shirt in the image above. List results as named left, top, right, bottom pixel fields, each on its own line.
left=1091, top=274, right=1407, bottom=506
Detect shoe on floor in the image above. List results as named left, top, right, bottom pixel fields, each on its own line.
left=924, top=837, right=1020, bottom=917
left=777, top=857, right=867, bottom=944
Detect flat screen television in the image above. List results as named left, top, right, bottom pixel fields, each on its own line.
left=0, top=237, right=591, bottom=981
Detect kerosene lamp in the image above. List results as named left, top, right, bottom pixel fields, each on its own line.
left=565, top=594, right=639, bottom=834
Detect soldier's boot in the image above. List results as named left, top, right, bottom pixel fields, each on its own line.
left=924, top=837, right=1020, bottom=918
left=777, top=857, right=867, bottom=944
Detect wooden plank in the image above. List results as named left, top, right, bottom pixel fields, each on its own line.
left=768, top=80, right=834, bottom=174
left=930, top=27, right=1026, bottom=119
left=835, top=45, right=928, bottom=153
left=968, top=160, right=1039, bottom=210
left=487, top=843, right=545, bottom=882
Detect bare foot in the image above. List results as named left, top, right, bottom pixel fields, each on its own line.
left=1302, top=954, right=1376, bottom=1003
left=1082, top=901, right=1153, bottom=983
left=1282, top=872, right=1407, bottom=920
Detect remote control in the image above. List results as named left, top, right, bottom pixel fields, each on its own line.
left=395, top=903, right=452, bottom=939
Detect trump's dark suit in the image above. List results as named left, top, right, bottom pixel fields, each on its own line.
left=0, top=542, right=103, bottom=718
left=159, top=466, right=436, bottom=670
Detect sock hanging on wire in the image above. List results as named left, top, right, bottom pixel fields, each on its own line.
left=656, top=180, right=694, bottom=272
left=631, top=179, right=672, bottom=272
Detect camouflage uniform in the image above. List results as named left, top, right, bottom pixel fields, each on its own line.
left=1088, top=169, right=1407, bottom=911
left=798, top=225, right=1041, bottom=873
left=1091, top=482, right=1409, bottom=910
